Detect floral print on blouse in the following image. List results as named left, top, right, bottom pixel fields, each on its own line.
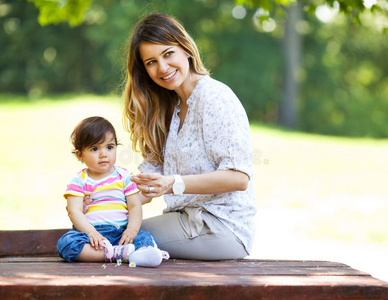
left=139, top=75, right=257, bottom=254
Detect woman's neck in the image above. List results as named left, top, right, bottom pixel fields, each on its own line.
left=175, top=73, right=204, bottom=104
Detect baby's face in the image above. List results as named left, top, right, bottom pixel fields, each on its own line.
left=78, top=132, right=117, bottom=180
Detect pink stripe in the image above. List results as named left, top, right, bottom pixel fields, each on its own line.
left=100, top=176, right=122, bottom=185
left=83, top=183, right=98, bottom=192
left=124, top=182, right=137, bottom=194
left=84, top=180, right=123, bottom=193
left=67, top=184, right=84, bottom=194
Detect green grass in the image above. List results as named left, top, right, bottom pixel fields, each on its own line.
left=249, top=123, right=388, bottom=246
left=1, top=94, right=388, bottom=248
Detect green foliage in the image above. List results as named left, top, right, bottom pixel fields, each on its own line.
left=235, top=0, right=294, bottom=10
left=2, top=0, right=388, bottom=137
left=25, top=0, right=388, bottom=32
left=299, top=11, right=388, bottom=137
left=27, top=0, right=93, bottom=26
left=237, top=0, right=388, bottom=32
left=0, top=0, right=283, bottom=121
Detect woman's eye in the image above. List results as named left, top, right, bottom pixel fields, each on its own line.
left=146, top=60, right=155, bottom=66
left=165, top=51, right=174, bottom=57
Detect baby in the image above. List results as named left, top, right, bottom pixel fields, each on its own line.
left=56, top=116, right=168, bottom=267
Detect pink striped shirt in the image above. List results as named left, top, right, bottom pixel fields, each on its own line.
left=64, top=165, right=138, bottom=227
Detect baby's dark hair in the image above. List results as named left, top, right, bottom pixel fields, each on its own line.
left=71, top=116, right=118, bottom=154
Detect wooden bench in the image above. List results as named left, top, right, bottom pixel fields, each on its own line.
left=1, top=229, right=387, bottom=300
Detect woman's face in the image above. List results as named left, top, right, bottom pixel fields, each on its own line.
left=139, top=42, right=191, bottom=92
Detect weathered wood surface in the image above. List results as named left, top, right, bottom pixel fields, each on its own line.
left=0, top=229, right=68, bottom=256
left=0, top=257, right=387, bottom=300
left=0, top=230, right=387, bottom=300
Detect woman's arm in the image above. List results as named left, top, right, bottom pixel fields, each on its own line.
left=67, top=196, right=106, bottom=249
left=131, top=169, right=249, bottom=198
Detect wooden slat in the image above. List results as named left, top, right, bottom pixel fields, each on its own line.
left=0, top=255, right=373, bottom=276
left=0, top=258, right=387, bottom=300
left=0, top=257, right=370, bottom=277
left=0, top=229, right=69, bottom=256
left=1, top=283, right=388, bottom=300
left=0, top=230, right=387, bottom=299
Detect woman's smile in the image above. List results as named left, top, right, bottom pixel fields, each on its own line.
left=139, top=42, right=194, bottom=100
left=162, top=70, right=177, bottom=80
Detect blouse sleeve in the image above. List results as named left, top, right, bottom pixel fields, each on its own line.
left=202, top=86, right=254, bottom=179
left=138, top=158, right=164, bottom=175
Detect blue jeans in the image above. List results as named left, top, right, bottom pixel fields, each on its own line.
left=57, top=225, right=157, bottom=262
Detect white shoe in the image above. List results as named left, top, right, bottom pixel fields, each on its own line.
left=128, top=246, right=169, bottom=268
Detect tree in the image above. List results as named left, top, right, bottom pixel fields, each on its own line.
left=236, top=0, right=387, bottom=128
left=24, top=0, right=388, bottom=130
left=278, top=2, right=301, bottom=128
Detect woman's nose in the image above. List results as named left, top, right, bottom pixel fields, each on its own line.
left=159, top=60, right=169, bottom=73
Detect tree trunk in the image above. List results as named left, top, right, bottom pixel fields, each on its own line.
left=278, top=1, right=302, bottom=128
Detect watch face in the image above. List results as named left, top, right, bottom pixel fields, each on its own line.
left=173, top=182, right=185, bottom=195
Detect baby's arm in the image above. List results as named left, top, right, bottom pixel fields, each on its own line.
left=67, top=195, right=106, bottom=250
left=119, top=193, right=152, bottom=245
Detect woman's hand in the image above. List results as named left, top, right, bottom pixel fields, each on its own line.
left=131, top=170, right=249, bottom=197
left=82, top=196, right=93, bottom=214
left=131, top=173, right=174, bottom=198
left=66, top=196, right=92, bottom=214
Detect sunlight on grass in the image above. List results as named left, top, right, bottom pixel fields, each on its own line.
left=0, top=94, right=166, bottom=230
left=248, top=123, right=388, bottom=281
left=1, top=94, right=387, bottom=281
left=250, top=123, right=388, bottom=245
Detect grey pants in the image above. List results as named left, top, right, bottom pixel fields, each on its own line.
left=141, top=207, right=248, bottom=260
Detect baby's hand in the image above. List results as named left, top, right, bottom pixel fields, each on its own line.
left=119, top=227, right=138, bottom=245
left=87, top=230, right=106, bottom=250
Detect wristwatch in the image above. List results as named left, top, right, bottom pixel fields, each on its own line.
left=172, top=175, right=185, bottom=196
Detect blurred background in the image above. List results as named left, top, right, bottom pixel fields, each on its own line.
left=1, top=0, right=388, bottom=282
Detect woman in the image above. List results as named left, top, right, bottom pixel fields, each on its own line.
left=123, top=13, right=256, bottom=260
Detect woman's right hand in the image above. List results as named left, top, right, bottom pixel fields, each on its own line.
left=131, top=173, right=174, bottom=198
left=83, top=196, right=93, bottom=214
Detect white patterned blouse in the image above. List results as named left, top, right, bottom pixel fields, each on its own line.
left=139, top=75, right=257, bottom=254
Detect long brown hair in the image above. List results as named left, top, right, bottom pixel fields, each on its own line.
left=122, top=13, right=209, bottom=164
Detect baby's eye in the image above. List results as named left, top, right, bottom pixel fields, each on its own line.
left=107, top=145, right=115, bottom=150
left=91, top=147, right=98, bottom=152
